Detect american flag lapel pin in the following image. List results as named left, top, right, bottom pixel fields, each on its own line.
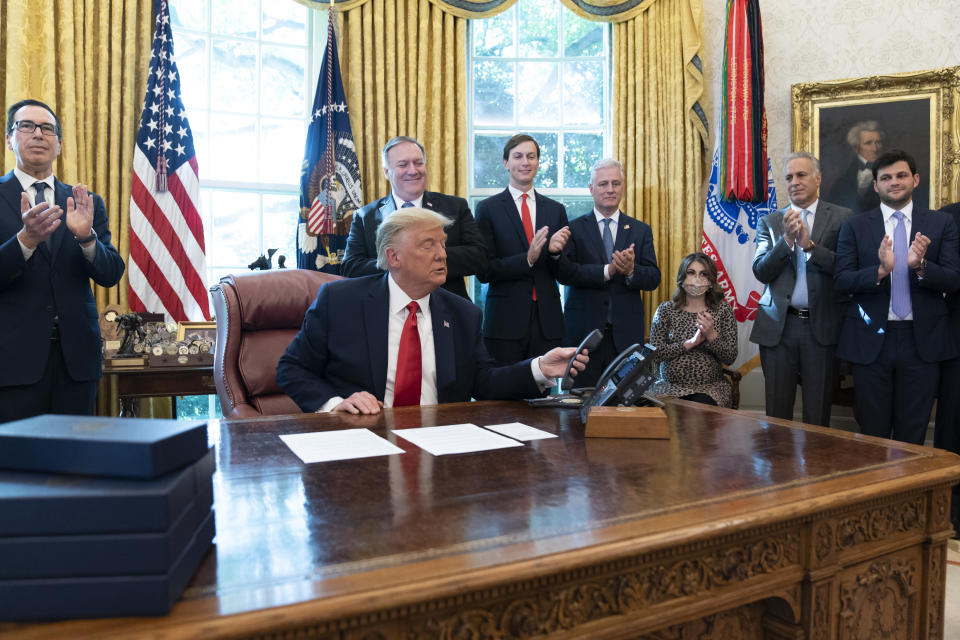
left=443, top=320, right=450, bottom=328
left=624, top=224, right=631, bottom=230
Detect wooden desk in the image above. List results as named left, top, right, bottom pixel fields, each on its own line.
left=5, top=400, right=959, bottom=639
left=103, top=365, right=216, bottom=417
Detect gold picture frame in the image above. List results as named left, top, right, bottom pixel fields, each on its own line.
left=791, top=66, right=960, bottom=211
left=177, top=321, right=217, bottom=342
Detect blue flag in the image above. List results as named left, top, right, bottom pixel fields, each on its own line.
left=297, top=15, right=362, bottom=272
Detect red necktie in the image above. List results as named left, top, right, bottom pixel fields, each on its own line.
left=521, top=193, right=536, bottom=301
left=393, top=301, right=421, bottom=407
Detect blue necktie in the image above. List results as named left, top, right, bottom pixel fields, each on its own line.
left=33, top=182, right=47, bottom=207
left=401, top=201, right=414, bottom=208
left=601, top=218, right=614, bottom=262
left=891, top=211, right=910, bottom=319
left=791, top=210, right=810, bottom=308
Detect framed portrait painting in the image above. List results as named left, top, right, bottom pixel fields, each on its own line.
left=791, top=66, right=960, bottom=213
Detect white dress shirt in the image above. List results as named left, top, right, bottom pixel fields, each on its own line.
left=595, top=208, right=620, bottom=281
left=391, top=192, right=423, bottom=211
left=14, top=167, right=96, bottom=262
left=880, top=200, right=914, bottom=320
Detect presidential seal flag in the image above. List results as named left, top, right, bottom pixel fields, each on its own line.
left=701, top=0, right=775, bottom=369
left=128, top=0, right=210, bottom=322
left=297, top=10, right=362, bottom=273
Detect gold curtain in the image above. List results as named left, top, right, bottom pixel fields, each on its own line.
left=337, top=0, right=467, bottom=202
left=613, top=0, right=705, bottom=324
left=0, top=0, right=166, bottom=417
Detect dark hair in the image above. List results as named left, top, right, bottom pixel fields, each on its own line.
left=672, top=252, right=724, bottom=309
left=6, top=99, right=62, bottom=139
left=502, top=134, right=540, bottom=161
left=872, top=149, right=917, bottom=179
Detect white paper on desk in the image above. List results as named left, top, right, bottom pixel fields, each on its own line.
left=393, top=424, right=524, bottom=456
left=483, top=422, right=558, bottom=441
left=279, top=429, right=404, bottom=463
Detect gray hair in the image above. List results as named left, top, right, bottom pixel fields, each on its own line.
left=589, top=158, right=624, bottom=184
left=846, top=121, right=883, bottom=151
left=381, top=136, right=426, bottom=169
left=782, top=151, right=821, bottom=176
left=375, top=207, right=451, bottom=269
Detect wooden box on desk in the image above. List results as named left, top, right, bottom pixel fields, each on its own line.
left=585, top=406, right=670, bottom=439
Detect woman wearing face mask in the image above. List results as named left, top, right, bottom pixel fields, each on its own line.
left=648, top=252, right=738, bottom=406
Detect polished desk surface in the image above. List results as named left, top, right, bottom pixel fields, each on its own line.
left=5, top=400, right=959, bottom=639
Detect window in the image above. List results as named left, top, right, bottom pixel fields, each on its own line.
left=170, top=0, right=324, bottom=286
left=468, top=0, right=610, bottom=216
left=169, top=1, right=323, bottom=419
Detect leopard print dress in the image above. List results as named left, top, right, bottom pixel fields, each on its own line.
left=647, top=301, right=738, bottom=407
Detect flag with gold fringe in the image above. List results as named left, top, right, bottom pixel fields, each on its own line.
left=701, top=0, right=776, bottom=370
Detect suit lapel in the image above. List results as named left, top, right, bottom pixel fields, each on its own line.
left=363, top=276, right=391, bottom=400
left=501, top=189, right=528, bottom=248
left=375, top=196, right=396, bottom=225
left=0, top=172, right=23, bottom=220
left=581, top=213, right=606, bottom=260
left=614, top=213, right=634, bottom=252
left=48, top=180, right=72, bottom=262
left=866, top=208, right=886, bottom=253
left=811, top=203, right=830, bottom=244
left=429, top=294, right=455, bottom=395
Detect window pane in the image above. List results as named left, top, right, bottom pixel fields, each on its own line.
left=211, top=38, right=258, bottom=113
left=473, top=6, right=514, bottom=57
left=208, top=114, right=257, bottom=181
left=473, top=134, right=510, bottom=189
left=518, top=0, right=559, bottom=58
left=170, top=0, right=206, bottom=31
left=532, top=132, right=558, bottom=189
left=211, top=0, right=258, bottom=38
left=563, top=133, right=603, bottom=188
left=261, top=45, right=306, bottom=116
left=176, top=34, right=208, bottom=110
left=473, top=61, right=515, bottom=126
left=563, top=60, right=602, bottom=125
left=563, top=13, right=603, bottom=57
left=209, top=191, right=260, bottom=268
left=262, top=2, right=307, bottom=44
left=262, top=194, right=299, bottom=266
left=259, top=118, right=305, bottom=184
left=517, top=62, right=558, bottom=126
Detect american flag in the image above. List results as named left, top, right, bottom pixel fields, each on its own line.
left=128, top=0, right=210, bottom=321
left=297, top=10, right=362, bottom=273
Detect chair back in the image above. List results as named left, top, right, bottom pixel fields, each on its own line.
left=209, top=269, right=342, bottom=418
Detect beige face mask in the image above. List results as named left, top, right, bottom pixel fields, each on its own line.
left=682, top=276, right=709, bottom=297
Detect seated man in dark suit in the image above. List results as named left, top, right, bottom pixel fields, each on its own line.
left=277, top=207, right=587, bottom=414
left=556, top=158, right=660, bottom=387
left=834, top=149, right=960, bottom=444
left=341, top=136, right=484, bottom=299
left=475, top=134, right=571, bottom=366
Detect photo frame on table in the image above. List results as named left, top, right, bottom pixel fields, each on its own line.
left=791, top=66, right=960, bottom=212
left=177, top=321, right=217, bottom=344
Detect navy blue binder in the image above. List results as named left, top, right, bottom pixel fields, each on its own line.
left=0, top=448, right=214, bottom=537
left=0, top=414, right=208, bottom=478
left=0, top=484, right=213, bottom=579
left=0, top=511, right=216, bottom=620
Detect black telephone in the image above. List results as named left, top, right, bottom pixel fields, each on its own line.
left=560, top=328, right=604, bottom=391
left=579, top=343, right=658, bottom=423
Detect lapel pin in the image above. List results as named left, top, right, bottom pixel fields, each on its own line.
left=443, top=320, right=450, bottom=328
left=624, top=224, right=631, bottom=230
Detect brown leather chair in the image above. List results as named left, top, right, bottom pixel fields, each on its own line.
left=209, top=270, right=343, bottom=418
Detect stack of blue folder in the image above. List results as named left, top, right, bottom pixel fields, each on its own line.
left=0, top=415, right=215, bottom=620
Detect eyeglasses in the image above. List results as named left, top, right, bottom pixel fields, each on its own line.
left=11, top=120, right=59, bottom=137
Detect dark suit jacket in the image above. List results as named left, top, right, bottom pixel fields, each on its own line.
left=834, top=205, right=960, bottom=364
left=276, top=274, right=542, bottom=413
left=556, top=211, right=660, bottom=349
left=340, top=191, right=485, bottom=299
left=0, top=171, right=125, bottom=387
left=941, top=203, right=960, bottom=336
left=750, top=200, right=853, bottom=347
left=826, top=157, right=880, bottom=214
left=475, top=188, right=568, bottom=340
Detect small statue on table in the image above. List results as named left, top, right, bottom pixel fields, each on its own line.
left=114, top=313, right=146, bottom=357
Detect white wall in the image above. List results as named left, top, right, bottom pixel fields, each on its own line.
left=700, top=0, right=960, bottom=419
